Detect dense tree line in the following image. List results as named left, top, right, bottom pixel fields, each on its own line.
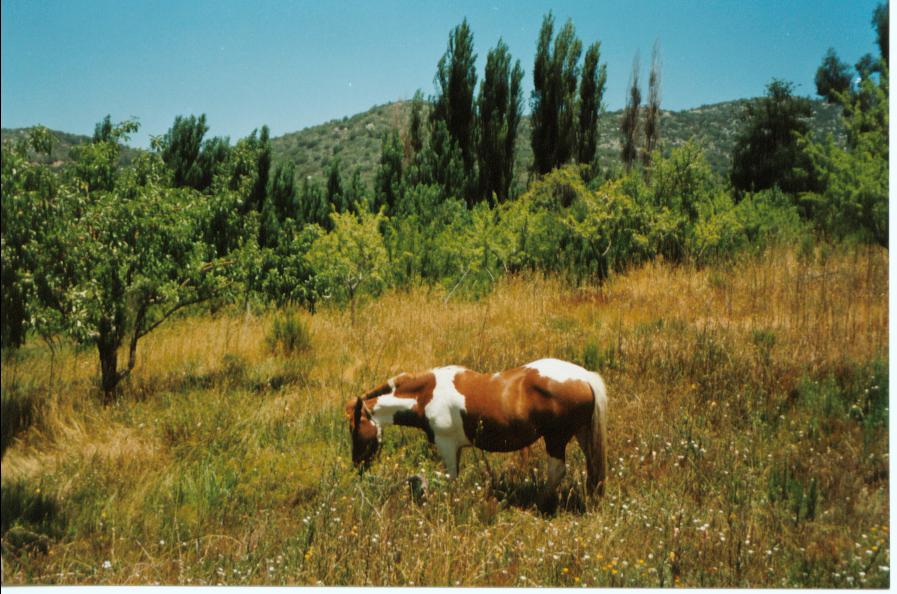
left=0, top=5, right=889, bottom=398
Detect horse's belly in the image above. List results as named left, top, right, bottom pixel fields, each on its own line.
left=460, top=413, right=540, bottom=452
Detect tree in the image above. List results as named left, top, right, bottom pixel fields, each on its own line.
left=477, top=39, right=524, bottom=202
left=577, top=41, right=607, bottom=171
left=431, top=19, right=478, bottom=183
left=249, top=125, right=272, bottom=213
left=407, top=89, right=426, bottom=160
left=642, top=42, right=662, bottom=168
left=530, top=13, right=583, bottom=174
left=620, top=54, right=642, bottom=171
left=298, top=176, right=329, bottom=229
left=815, top=48, right=853, bottom=103
left=804, top=64, right=888, bottom=245
left=158, top=114, right=231, bottom=193
left=306, top=205, right=390, bottom=319
left=374, top=129, right=404, bottom=215
left=326, top=158, right=346, bottom=212
left=1, top=127, right=58, bottom=349
left=730, top=79, right=817, bottom=194
left=269, top=161, right=298, bottom=222
left=28, top=119, right=241, bottom=397
left=873, top=2, right=888, bottom=65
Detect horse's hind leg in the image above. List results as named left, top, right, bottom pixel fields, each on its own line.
left=543, top=436, right=568, bottom=492
left=575, top=427, right=592, bottom=487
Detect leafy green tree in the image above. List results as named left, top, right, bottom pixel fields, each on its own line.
left=856, top=53, right=879, bottom=79
left=431, top=19, right=478, bottom=180
left=249, top=125, right=272, bottom=212
left=298, top=176, right=329, bottom=229
left=70, top=117, right=139, bottom=193
left=343, top=168, right=367, bottom=213
left=158, top=114, right=231, bottom=193
left=269, top=161, right=298, bottom=222
left=306, top=206, right=390, bottom=316
left=93, top=115, right=114, bottom=143
left=730, top=79, right=817, bottom=194
left=417, top=120, right=465, bottom=200
left=407, top=89, right=426, bottom=159
left=873, top=2, right=888, bottom=65
left=577, top=41, right=607, bottom=172
left=531, top=13, right=583, bottom=174
left=477, top=39, right=524, bottom=203
left=815, top=48, right=853, bottom=103
left=326, top=158, right=347, bottom=212
left=1, top=127, right=58, bottom=349
left=374, top=129, right=404, bottom=215
left=642, top=42, right=662, bottom=168
left=804, top=65, right=888, bottom=246
left=28, top=120, right=241, bottom=397
left=620, top=54, right=641, bottom=171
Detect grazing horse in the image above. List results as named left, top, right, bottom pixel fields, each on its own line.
left=345, top=358, right=608, bottom=496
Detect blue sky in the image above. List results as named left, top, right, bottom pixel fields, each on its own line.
left=1, top=0, right=883, bottom=148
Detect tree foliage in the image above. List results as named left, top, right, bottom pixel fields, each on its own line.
left=530, top=13, right=583, bottom=175
left=730, top=79, right=817, bottom=195
left=432, top=19, right=478, bottom=190
left=477, top=39, right=524, bottom=202
left=577, top=41, right=607, bottom=172
left=642, top=42, right=662, bottom=168
left=815, top=48, right=853, bottom=103
left=620, top=55, right=642, bottom=171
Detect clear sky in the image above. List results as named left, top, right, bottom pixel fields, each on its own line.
left=1, top=0, right=883, bottom=148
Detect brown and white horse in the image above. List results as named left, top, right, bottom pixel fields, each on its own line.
left=345, top=358, right=608, bottom=496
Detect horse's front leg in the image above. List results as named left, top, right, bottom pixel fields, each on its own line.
left=435, top=435, right=460, bottom=479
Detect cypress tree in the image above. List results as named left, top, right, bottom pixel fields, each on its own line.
left=620, top=54, right=642, bottom=171
left=531, top=13, right=583, bottom=174
left=642, top=42, right=662, bottom=168
left=431, top=19, right=478, bottom=190
left=577, top=41, right=607, bottom=171
left=477, top=39, right=524, bottom=202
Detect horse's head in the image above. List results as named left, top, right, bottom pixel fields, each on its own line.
left=345, top=397, right=380, bottom=469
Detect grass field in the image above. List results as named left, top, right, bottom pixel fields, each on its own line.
left=0, top=243, right=889, bottom=587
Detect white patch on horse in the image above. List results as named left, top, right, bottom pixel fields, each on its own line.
left=371, top=393, right=416, bottom=430
left=425, top=366, right=471, bottom=477
left=524, top=358, right=595, bottom=384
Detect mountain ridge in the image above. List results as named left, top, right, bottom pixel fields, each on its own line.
left=2, top=97, right=844, bottom=186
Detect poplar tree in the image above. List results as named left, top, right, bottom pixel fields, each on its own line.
left=431, top=19, right=478, bottom=181
left=530, top=13, right=582, bottom=174
left=620, top=54, right=641, bottom=171
left=576, top=41, right=607, bottom=170
left=642, top=42, right=662, bottom=167
left=477, top=39, right=524, bottom=202
left=815, top=48, right=853, bottom=103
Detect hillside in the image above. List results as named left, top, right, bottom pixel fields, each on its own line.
left=270, top=98, right=845, bottom=187
left=3, top=98, right=843, bottom=185
left=0, top=127, right=141, bottom=166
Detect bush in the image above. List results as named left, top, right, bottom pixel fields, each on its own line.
left=267, top=311, right=313, bottom=355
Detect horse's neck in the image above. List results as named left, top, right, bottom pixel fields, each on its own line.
left=370, top=393, right=421, bottom=428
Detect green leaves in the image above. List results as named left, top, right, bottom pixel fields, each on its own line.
left=306, top=206, right=389, bottom=305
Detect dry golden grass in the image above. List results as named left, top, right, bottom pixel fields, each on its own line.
left=1, top=244, right=889, bottom=587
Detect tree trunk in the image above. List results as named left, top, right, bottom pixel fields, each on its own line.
left=98, top=339, right=120, bottom=400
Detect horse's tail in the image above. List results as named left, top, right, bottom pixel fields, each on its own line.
left=585, top=371, right=608, bottom=496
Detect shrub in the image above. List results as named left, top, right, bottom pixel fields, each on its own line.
left=267, top=311, right=313, bottom=355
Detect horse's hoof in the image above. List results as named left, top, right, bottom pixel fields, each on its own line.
left=407, top=474, right=429, bottom=504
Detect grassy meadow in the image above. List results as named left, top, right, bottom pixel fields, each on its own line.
left=0, top=243, right=889, bottom=587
